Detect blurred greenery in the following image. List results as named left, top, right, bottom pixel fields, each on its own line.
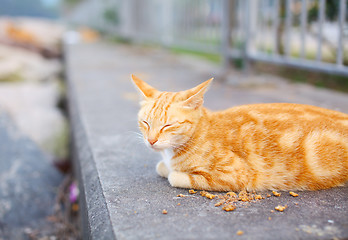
left=308, top=0, right=348, bottom=22
left=63, top=0, right=82, bottom=6
left=103, top=8, right=119, bottom=24
left=170, top=47, right=221, bottom=64
left=255, top=62, right=348, bottom=93
left=0, top=72, right=23, bottom=83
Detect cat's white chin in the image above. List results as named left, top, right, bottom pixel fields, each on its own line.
left=145, top=142, right=169, bottom=152
left=150, top=145, right=169, bottom=152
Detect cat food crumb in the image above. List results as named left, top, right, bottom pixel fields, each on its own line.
left=236, top=230, right=244, bottom=236
left=226, top=191, right=237, bottom=197
left=275, top=205, right=287, bottom=212
left=268, top=217, right=272, bottom=220
left=222, top=204, right=236, bottom=212
left=189, top=189, right=197, bottom=194
left=289, top=191, right=299, bottom=197
left=162, top=209, right=168, bottom=214
left=177, top=203, right=181, bottom=206
left=267, top=194, right=271, bottom=198
left=272, top=191, right=281, bottom=197
left=270, top=210, right=274, bottom=213
left=215, top=201, right=224, bottom=207
left=177, top=194, right=185, bottom=197
left=200, top=191, right=207, bottom=197
left=254, top=194, right=263, bottom=200
left=200, top=191, right=216, bottom=199
left=205, top=193, right=216, bottom=199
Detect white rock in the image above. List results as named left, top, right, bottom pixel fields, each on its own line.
left=0, top=44, right=62, bottom=82
left=0, top=81, right=67, bottom=159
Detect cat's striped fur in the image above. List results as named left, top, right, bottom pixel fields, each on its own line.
left=131, top=75, right=348, bottom=191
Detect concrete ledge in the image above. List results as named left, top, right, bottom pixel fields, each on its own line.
left=65, top=41, right=348, bottom=239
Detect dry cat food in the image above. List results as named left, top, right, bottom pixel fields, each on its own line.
left=236, top=230, right=244, bottom=236
left=198, top=190, right=266, bottom=211
left=180, top=189, right=293, bottom=214
left=162, top=209, right=168, bottom=214
left=275, top=205, right=287, bottom=212
left=200, top=191, right=216, bottom=199
left=289, top=191, right=299, bottom=197
left=222, top=204, right=236, bottom=212
left=272, top=191, right=281, bottom=197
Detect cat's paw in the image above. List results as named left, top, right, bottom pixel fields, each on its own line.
left=168, top=171, right=192, bottom=189
left=156, top=161, right=170, bottom=178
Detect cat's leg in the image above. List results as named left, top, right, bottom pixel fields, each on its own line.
left=169, top=171, right=217, bottom=190
left=168, top=171, right=193, bottom=189
left=156, top=161, right=170, bottom=178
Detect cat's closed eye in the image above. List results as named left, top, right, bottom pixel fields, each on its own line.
left=140, top=120, right=150, bottom=129
left=160, top=124, right=173, bottom=132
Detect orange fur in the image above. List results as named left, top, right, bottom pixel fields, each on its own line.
left=131, top=75, right=348, bottom=191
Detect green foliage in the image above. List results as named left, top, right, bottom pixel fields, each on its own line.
left=170, top=47, right=221, bottom=64
left=103, top=8, right=119, bottom=24
left=256, top=62, right=348, bottom=93
left=0, top=71, right=22, bottom=82
left=307, top=0, right=348, bottom=23
left=64, top=0, right=82, bottom=6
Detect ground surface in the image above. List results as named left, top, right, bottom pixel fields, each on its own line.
left=66, top=41, right=348, bottom=240
left=0, top=110, right=63, bottom=239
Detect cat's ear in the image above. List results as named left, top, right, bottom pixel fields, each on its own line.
left=182, top=78, right=213, bottom=109
left=131, top=74, right=159, bottom=99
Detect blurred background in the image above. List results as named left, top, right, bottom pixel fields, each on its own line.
left=0, top=0, right=347, bottom=239
left=65, top=0, right=348, bottom=78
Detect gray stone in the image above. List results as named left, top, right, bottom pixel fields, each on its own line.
left=66, top=42, right=348, bottom=240
left=0, top=110, right=63, bottom=240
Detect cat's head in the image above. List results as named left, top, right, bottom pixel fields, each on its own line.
left=131, top=74, right=212, bottom=151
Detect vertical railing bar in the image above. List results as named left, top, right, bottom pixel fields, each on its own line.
left=254, top=0, right=259, bottom=52
left=191, top=0, right=195, bottom=41
left=300, top=0, right=307, bottom=59
left=273, top=0, right=280, bottom=55
left=221, top=0, right=231, bottom=66
left=202, top=0, right=207, bottom=42
left=284, top=0, right=292, bottom=57
left=196, top=0, right=200, bottom=42
left=317, top=0, right=325, bottom=61
left=243, top=0, right=251, bottom=72
left=206, top=0, right=211, bottom=43
left=181, top=0, right=185, bottom=40
left=205, top=0, right=209, bottom=43
left=185, top=0, right=189, bottom=40
left=337, top=0, right=346, bottom=66
left=261, top=0, right=267, bottom=52
left=191, top=0, right=194, bottom=41
left=266, top=0, right=271, bottom=53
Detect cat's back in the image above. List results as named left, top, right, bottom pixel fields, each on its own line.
left=212, top=103, right=348, bottom=132
left=205, top=103, right=348, bottom=190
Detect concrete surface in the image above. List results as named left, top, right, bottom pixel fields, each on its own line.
left=65, top=41, right=348, bottom=240
left=0, top=110, right=63, bottom=240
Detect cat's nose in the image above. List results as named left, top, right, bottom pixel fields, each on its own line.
left=148, top=138, right=158, bottom=146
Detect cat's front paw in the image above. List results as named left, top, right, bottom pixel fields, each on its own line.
left=168, top=171, right=192, bottom=189
left=156, top=161, right=170, bottom=178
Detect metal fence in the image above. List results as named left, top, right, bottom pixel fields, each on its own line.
left=69, top=0, right=348, bottom=76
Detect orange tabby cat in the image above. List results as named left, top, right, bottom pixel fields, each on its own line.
left=131, top=74, right=348, bottom=191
